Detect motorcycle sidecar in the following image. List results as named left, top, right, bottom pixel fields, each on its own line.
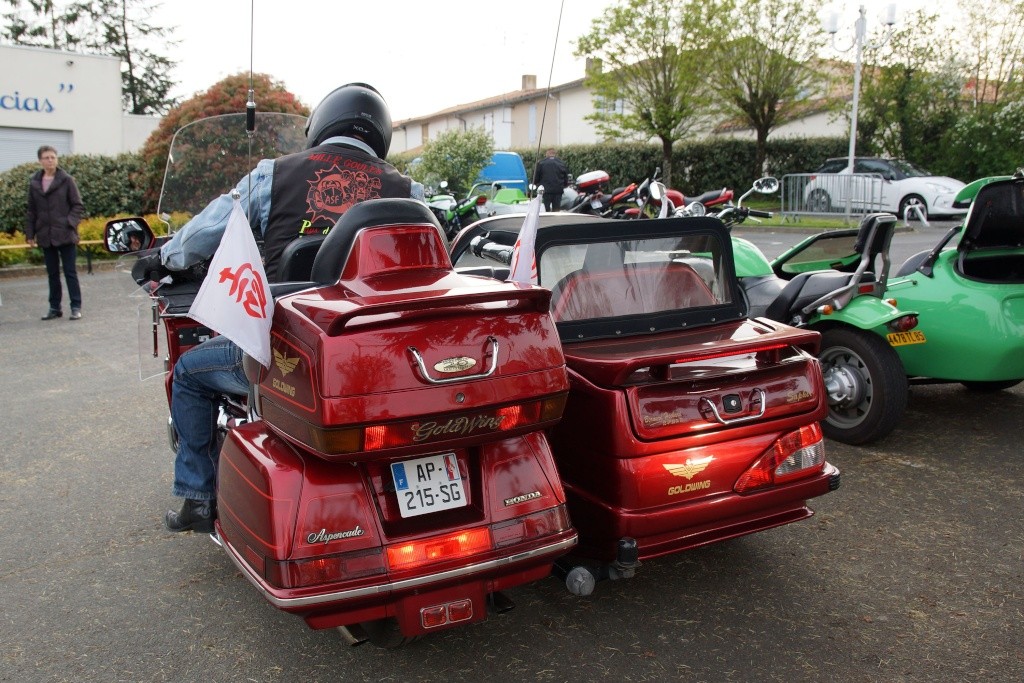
left=216, top=199, right=576, bottom=646
left=450, top=214, right=840, bottom=591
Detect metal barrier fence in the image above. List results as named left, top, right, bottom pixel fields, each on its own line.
left=781, top=173, right=886, bottom=219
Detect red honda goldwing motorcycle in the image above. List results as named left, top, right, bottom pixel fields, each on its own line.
left=449, top=210, right=841, bottom=591
left=104, top=112, right=576, bottom=647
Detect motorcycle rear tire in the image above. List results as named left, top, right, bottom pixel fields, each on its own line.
left=359, top=618, right=419, bottom=649
left=818, top=327, right=908, bottom=445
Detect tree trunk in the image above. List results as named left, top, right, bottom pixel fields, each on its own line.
left=661, top=137, right=674, bottom=189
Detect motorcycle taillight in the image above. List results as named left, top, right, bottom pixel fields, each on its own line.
left=265, top=547, right=386, bottom=589
left=491, top=505, right=572, bottom=548
left=263, top=395, right=567, bottom=457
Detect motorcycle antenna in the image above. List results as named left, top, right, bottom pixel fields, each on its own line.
left=535, top=0, right=566, bottom=160
left=244, top=0, right=261, bottom=244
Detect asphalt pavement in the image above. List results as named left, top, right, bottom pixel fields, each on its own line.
left=1, top=261, right=1021, bottom=683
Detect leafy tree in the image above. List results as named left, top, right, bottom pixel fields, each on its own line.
left=84, top=0, right=178, bottom=114
left=855, top=9, right=964, bottom=171
left=137, top=72, right=309, bottom=212
left=716, top=0, right=829, bottom=176
left=1, top=0, right=178, bottom=114
left=574, top=0, right=730, bottom=187
left=411, top=127, right=494, bottom=197
left=1, top=0, right=89, bottom=49
left=958, top=0, right=1024, bottom=107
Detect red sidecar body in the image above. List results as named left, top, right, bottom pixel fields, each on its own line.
left=450, top=213, right=840, bottom=582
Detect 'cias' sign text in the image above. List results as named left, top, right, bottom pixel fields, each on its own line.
left=0, top=84, right=76, bottom=114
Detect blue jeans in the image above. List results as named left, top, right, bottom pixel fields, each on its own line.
left=170, top=335, right=248, bottom=500
left=42, top=243, right=81, bottom=311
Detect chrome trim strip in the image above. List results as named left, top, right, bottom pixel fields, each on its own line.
left=220, top=534, right=577, bottom=609
left=407, top=336, right=499, bottom=385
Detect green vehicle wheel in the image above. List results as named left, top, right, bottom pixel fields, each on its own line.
left=818, top=327, right=908, bottom=445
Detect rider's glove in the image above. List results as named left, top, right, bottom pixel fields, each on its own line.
left=132, top=252, right=172, bottom=285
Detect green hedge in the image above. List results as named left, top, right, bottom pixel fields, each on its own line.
left=0, top=152, right=147, bottom=235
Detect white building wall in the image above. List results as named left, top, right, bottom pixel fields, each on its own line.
left=558, top=88, right=603, bottom=145
left=0, top=44, right=162, bottom=170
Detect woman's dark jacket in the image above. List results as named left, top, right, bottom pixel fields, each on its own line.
left=26, top=168, right=84, bottom=248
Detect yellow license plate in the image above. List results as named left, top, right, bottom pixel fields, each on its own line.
left=887, top=330, right=927, bottom=346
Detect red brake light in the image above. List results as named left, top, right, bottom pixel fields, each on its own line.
left=387, top=527, right=492, bottom=571
left=735, top=423, right=826, bottom=493
left=888, top=314, right=918, bottom=332
left=674, top=342, right=789, bottom=365
left=476, top=195, right=488, bottom=205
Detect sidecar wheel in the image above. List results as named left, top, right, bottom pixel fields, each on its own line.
left=961, top=379, right=1023, bottom=392
left=818, top=327, right=908, bottom=445
left=359, top=618, right=419, bottom=649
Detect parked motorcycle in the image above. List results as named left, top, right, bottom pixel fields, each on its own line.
left=719, top=178, right=920, bottom=445
left=778, top=170, right=1024, bottom=393
left=449, top=211, right=840, bottom=591
left=426, top=181, right=490, bottom=239
left=104, top=112, right=577, bottom=648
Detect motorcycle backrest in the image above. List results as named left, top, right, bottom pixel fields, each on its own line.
left=310, top=198, right=448, bottom=286
left=275, top=235, right=327, bottom=283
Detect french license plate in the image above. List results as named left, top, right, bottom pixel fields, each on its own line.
left=391, top=453, right=466, bottom=518
left=887, top=330, right=927, bottom=346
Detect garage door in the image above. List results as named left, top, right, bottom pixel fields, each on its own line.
left=0, top=127, right=73, bottom=172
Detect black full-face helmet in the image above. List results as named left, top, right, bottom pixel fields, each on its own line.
left=304, top=83, right=393, bottom=158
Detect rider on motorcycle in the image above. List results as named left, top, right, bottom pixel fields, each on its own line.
left=141, top=83, right=423, bottom=533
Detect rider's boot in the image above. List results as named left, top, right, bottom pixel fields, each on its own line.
left=164, top=498, right=216, bottom=533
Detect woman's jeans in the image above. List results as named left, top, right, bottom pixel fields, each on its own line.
left=170, top=335, right=248, bottom=501
left=42, top=243, right=81, bottom=311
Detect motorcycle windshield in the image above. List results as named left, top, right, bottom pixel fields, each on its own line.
left=157, top=112, right=308, bottom=227
left=534, top=216, right=746, bottom=343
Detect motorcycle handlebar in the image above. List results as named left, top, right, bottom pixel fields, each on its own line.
left=747, top=209, right=773, bottom=219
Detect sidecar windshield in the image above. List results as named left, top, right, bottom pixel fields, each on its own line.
left=534, top=216, right=745, bottom=342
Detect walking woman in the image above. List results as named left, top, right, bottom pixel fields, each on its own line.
left=26, top=145, right=84, bottom=320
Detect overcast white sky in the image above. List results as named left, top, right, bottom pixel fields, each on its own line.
left=152, top=0, right=932, bottom=122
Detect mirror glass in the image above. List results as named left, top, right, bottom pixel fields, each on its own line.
left=753, top=177, right=780, bottom=194
left=104, top=218, right=154, bottom=253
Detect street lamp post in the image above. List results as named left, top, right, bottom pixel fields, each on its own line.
left=825, top=4, right=897, bottom=220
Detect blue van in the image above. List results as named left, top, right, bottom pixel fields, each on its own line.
left=476, top=152, right=528, bottom=193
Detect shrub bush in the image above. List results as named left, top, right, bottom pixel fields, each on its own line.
left=0, top=153, right=147, bottom=235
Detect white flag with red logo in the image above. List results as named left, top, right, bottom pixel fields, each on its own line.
left=507, top=195, right=542, bottom=285
left=188, top=198, right=274, bottom=367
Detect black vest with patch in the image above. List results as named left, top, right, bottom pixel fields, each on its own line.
left=264, top=143, right=412, bottom=281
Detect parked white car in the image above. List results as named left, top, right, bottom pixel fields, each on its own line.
left=804, top=157, right=966, bottom=220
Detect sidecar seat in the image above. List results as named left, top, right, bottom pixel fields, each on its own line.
left=852, top=213, right=896, bottom=278
left=310, top=198, right=447, bottom=286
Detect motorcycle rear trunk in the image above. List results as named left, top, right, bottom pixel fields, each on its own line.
left=212, top=209, right=575, bottom=638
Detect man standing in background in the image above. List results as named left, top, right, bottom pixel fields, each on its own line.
left=533, top=148, right=569, bottom=212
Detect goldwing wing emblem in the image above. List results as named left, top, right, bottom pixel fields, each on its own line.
left=663, top=456, right=713, bottom=480
left=274, top=349, right=300, bottom=376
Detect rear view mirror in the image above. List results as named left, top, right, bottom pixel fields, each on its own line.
left=104, top=217, right=154, bottom=253
left=753, top=177, right=779, bottom=194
